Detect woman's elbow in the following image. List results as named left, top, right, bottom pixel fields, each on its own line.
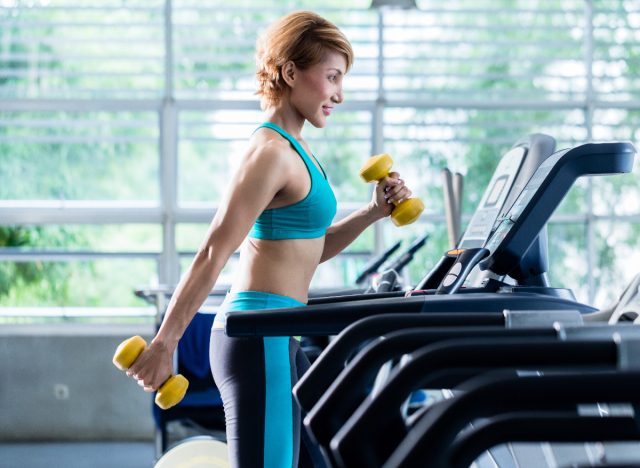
left=199, top=227, right=243, bottom=264
left=194, top=240, right=233, bottom=274
left=195, top=244, right=214, bottom=262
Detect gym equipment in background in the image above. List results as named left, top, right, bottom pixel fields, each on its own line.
left=365, top=233, right=430, bottom=294
left=442, top=167, right=463, bottom=249
left=153, top=436, right=228, bottom=468
left=353, top=239, right=403, bottom=286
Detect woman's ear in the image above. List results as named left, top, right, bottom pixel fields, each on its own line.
left=282, top=61, right=296, bottom=87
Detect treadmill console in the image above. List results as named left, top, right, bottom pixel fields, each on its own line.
left=480, top=142, right=636, bottom=276
left=458, top=146, right=526, bottom=249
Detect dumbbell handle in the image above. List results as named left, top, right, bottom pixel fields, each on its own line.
left=112, top=335, right=189, bottom=410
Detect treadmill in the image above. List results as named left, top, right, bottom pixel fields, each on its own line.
left=308, top=141, right=637, bottom=468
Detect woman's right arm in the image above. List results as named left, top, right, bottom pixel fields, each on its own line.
left=127, top=142, right=290, bottom=391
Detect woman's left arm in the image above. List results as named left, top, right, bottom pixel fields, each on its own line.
left=320, top=171, right=412, bottom=262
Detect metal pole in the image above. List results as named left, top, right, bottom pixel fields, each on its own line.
left=159, top=0, right=180, bottom=287
left=584, top=0, right=596, bottom=305
left=373, top=8, right=386, bottom=254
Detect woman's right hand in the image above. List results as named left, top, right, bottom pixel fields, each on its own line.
left=126, top=339, right=175, bottom=392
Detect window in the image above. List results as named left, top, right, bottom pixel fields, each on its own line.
left=1, top=0, right=638, bottom=321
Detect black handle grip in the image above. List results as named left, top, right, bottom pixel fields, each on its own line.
left=435, top=248, right=490, bottom=295
left=414, top=254, right=457, bottom=290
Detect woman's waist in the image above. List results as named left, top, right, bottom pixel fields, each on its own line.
left=246, top=236, right=324, bottom=262
left=212, top=289, right=307, bottom=328
left=233, top=274, right=311, bottom=303
left=237, top=250, right=318, bottom=299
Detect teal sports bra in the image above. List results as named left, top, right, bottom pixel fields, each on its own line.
left=248, top=122, right=337, bottom=240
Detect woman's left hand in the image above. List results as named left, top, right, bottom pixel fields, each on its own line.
left=369, top=171, right=413, bottom=219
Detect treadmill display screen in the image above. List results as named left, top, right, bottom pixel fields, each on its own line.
left=459, top=146, right=525, bottom=249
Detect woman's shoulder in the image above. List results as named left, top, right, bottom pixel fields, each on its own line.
left=228, top=136, right=292, bottom=193
left=243, top=129, right=294, bottom=169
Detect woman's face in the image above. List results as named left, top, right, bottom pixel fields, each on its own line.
left=288, top=50, right=347, bottom=128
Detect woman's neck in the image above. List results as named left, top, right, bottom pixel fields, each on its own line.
left=264, top=104, right=305, bottom=139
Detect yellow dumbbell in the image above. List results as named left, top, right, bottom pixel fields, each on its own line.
left=360, top=153, right=425, bottom=226
left=112, top=335, right=189, bottom=410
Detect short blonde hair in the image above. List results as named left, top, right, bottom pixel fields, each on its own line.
left=255, top=11, right=354, bottom=109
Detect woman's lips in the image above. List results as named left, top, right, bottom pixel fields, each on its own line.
left=322, top=106, right=333, bottom=116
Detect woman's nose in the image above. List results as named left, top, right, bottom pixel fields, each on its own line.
left=332, top=88, right=343, bottom=104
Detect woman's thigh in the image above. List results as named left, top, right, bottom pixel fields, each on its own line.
left=211, top=330, right=304, bottom=468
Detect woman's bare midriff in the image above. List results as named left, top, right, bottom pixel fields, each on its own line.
left=231, top=236, right=326, bottom=304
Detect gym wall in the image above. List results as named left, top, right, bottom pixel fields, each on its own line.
left=0, top=325, right=155, bottom=441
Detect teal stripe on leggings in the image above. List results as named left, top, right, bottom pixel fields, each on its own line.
left=263, top=336, right=293, bottom=468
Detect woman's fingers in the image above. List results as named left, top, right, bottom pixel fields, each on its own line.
left=126, top=354, right=163, bottom=391
left=394, top=187, right=412, bottom=204
left=134, top=373, right=162, bottom=391
left=383, top=176, right=411, bottom=204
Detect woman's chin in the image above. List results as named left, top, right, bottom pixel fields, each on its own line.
left=308, top=115, right=327, bottom=128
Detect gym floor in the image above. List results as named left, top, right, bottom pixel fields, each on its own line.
left=0, top=441, right=156, bottom=468
left=0, top=421, right=224, bottom=468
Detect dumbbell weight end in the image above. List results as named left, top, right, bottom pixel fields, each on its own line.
left=155, top=374, right=189, bottom=410
left=390, top=197, right=424, bottom=226
left=113, top=335, right=147, bottom=370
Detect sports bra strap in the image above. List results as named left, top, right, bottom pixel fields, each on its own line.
left=248, top=122, right=336, bottom=240
left=257, top=122, right=327, bottom=179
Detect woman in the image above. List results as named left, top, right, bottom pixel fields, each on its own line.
left=127, top=11, right=413, bottom=468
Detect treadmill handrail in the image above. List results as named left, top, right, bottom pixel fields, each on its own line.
left=295, top=309, right=583, bottom=414
left=293, top=312, right=504, bottom=413
left=384, top=370, right=640, bottom=468
left=225, top=292, right=595, bottom=337
left=304, top=326, right=559, bottom=450
left=331, top=337, right=621, bottom=468
left=449, top=412, right=640, bottom=468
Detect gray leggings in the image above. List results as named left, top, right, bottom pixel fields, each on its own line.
left=210, top=330, right=323, bottom=468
